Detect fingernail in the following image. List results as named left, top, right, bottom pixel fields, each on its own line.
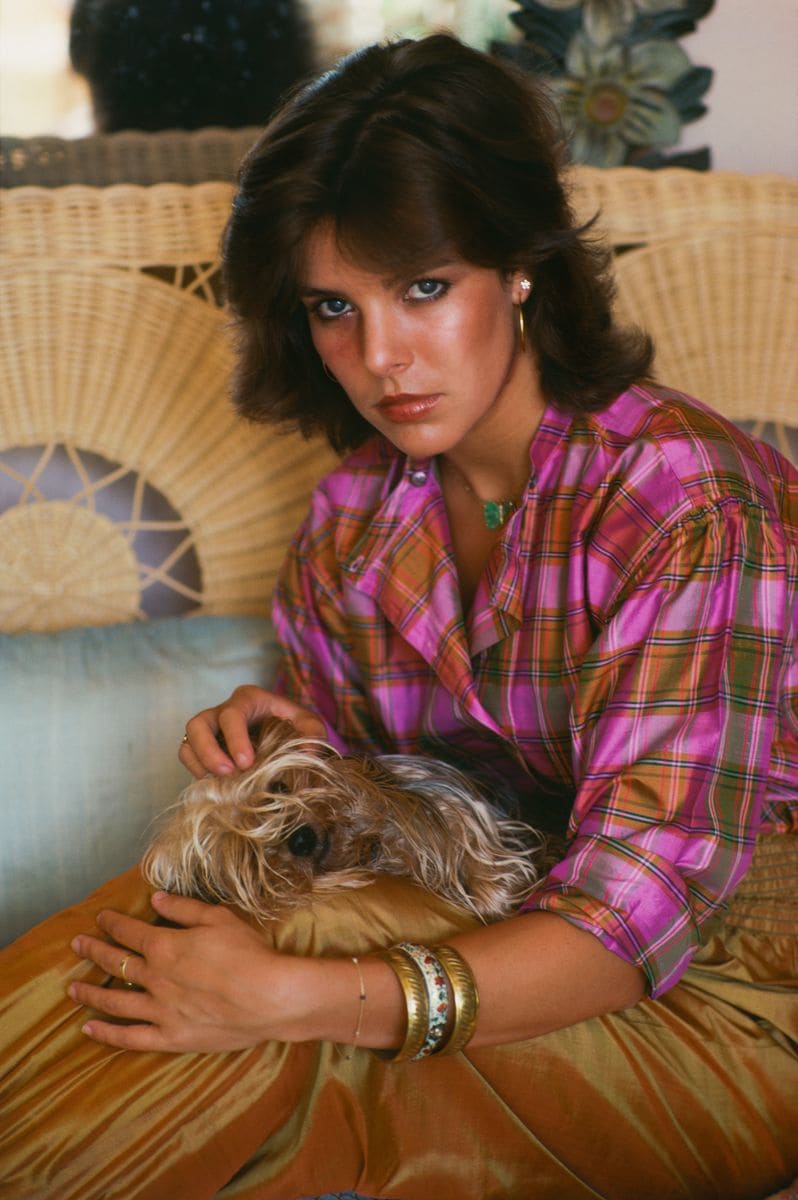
left=235, top=753, right=250, bottom=768
left=67, top=984, right=78, bottom=1000
left=81, top=1023, right=94, bottom=1037
left=71, top=937, right=82, bottom=954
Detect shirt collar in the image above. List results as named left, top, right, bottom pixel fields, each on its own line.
left=341, top=401, right=574, bottom=649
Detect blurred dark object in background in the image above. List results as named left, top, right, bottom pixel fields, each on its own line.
left=69, top=0, right=315, bottom=133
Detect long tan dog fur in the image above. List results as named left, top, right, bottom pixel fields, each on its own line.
left=143, top=718, right=547, bottom=924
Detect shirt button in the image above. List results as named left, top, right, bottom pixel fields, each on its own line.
left=408, top=469, right=427, bottom=486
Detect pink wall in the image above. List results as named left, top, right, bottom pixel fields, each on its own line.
left=681, top=0, right=798, bottom=175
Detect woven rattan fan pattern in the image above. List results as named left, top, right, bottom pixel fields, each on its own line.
left=0, top=184, right=337, bottom=633
left=611, top=232, right=797, bottom=425
left=0, top=440, right=201, bottom=627
left=569, top=167, right=798, bottom=426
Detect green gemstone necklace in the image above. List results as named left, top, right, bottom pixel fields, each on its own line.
left=442, top=460, right=520, bottom=531
left=481, top=498, right=518, bottom=530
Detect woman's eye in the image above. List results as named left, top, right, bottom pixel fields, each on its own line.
left=314, top=297, right=352, bottom=320
left=406, top=278, right=448, bottom=302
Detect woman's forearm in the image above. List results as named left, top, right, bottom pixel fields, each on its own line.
left=448, top=913, right=646, bottom=1047
left=288, top=912, right=646, bottom=1052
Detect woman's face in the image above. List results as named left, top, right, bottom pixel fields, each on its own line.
left=299, top=222, right=541, bottom=461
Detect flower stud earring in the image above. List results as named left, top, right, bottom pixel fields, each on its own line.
left=519, top=277, right=532, bottom=299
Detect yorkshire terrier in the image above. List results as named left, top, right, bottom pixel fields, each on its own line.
left=143, top=718, right=548, bottom=924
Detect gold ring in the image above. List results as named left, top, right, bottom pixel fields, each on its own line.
left=119, top=953, right=136, bottom=988
left=181, top=734, right=189, bottom=745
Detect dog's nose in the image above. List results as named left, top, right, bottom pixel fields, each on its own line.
left=287, top=825, right=318, bottom=857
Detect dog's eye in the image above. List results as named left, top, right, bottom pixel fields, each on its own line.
left=287, top=825, right=318, bottom=857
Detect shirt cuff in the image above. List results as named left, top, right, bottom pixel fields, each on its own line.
left=519, top=837, right=718, bottom=997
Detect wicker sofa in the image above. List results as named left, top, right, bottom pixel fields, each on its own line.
left=0, top=127, right=262, bottom=187
left=0, top=149, right=796, bottom=948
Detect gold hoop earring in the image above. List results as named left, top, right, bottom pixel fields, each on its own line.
left=516, top=276, right=532, bottom=354
left=517, top=304, right=527, bottom=354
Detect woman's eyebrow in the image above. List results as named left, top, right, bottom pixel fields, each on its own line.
left=389, top=259, right=459, bottom=282
left=298, top=284, right=341, bottom=299
left=299, top=261, right=460, bottom=299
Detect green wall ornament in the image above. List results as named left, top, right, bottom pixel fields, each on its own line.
left=494, top=0, right=715, bottom=168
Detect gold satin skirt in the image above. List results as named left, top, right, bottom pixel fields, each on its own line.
left=1, top=835, right=796, bottom=1200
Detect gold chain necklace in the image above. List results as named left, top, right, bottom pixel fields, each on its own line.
left=442, top=460, right=520, bottom=531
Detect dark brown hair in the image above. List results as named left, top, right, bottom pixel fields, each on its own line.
left=223, top=33, right=653, bottom=453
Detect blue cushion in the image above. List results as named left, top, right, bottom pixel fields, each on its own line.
left=0, top=614, right=277, bottom=945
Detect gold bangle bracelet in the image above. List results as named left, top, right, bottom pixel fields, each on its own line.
left=433, top=945, right=479, bottom=1056
left=337, top=955, right=367, bottom=1061
left=373, top=948, right=429, bottom=1063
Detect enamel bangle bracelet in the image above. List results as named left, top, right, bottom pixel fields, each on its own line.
left=394, top=942, right=450, bottom=1059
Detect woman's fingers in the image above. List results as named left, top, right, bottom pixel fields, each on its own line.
left=216, top=701, right=261, bottom=770
left=93, top=908, right=155, bottom=954
left=182, top=707, right=239, bottom=776
left=181, top=687, right=275, bottom=775
left=68, top=976, right=153, bottom=1020
left=180, top=687, right=328, bottom=777
left=147, top=890, right=223, bottom=925
left=178, top=731, right=218, bottom=779
left=69, top=931, right=142, bottom=980
left=68, top=898, right=289, bottom=1053
left=77, top=1018, right=174, bottom=1053
left=70, top=905, right=180, bottom=977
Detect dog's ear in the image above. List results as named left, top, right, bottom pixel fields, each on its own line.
left=346, top=756, right=400, bottom=790
left=454, top=814, right=546, bottom=921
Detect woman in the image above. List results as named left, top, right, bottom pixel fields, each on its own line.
left=2, top=34, right=796, bottom=1200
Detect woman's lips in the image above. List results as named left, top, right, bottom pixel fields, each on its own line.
left=376, top=394, right=440, bottom=422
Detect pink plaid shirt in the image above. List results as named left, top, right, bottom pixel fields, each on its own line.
left=273, top=384, right=798, bottom=995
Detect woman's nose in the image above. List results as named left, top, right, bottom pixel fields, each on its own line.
left=361, top=312, right=411, bottom=377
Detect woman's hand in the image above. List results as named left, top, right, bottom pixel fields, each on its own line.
left=179, top=685, right=327, bottom=777
left=68, top=892, right=305, bottom=1053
